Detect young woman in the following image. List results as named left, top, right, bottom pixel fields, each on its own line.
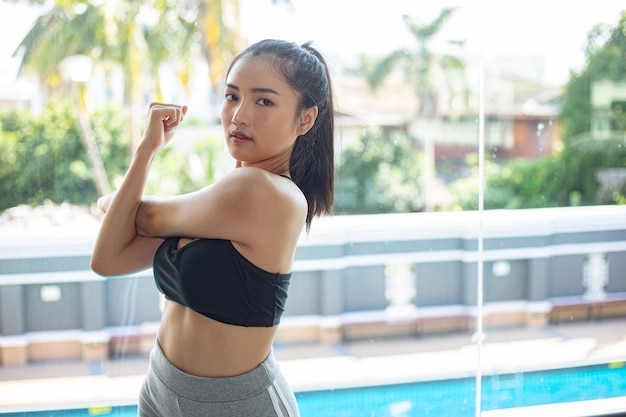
left=91, top=39, right=334, bottom=417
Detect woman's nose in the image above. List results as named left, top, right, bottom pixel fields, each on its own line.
left=232, top=103, right=249, bottom=125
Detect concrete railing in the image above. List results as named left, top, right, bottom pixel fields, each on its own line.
left=1, top=205, right=625, bottom=364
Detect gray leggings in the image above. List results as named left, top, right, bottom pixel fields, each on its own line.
left=138, top=341, right=300, bottom=417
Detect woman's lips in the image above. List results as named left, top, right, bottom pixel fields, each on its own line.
left=231, top=130, right=252, bottom=143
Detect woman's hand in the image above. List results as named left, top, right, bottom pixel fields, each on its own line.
left=141, top=102, right=188, bottom=153
left=97, top=192, right=117, bottom=214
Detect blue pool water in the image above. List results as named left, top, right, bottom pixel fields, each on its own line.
left=3, top=362, right=625, bottom=417
left=297, top=362, right=626, bottom=416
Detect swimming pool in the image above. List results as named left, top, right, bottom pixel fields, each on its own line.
left=297, top=361, right=626, bottom=416
left=3, top=362, right=625, bottom=416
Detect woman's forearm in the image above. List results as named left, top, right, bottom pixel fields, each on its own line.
left=91, top=144, right=158, bottom=274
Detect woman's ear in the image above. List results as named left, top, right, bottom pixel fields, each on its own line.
left=298, top=106, right=319, bottom=136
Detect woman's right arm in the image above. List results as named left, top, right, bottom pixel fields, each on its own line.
left=90, top=103, right=187, bottom=276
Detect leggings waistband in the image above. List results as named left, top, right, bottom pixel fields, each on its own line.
left=149, top=340, right=280, bottom=402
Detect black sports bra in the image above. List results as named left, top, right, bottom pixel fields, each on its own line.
left=153, top=237, right=291, bottom=327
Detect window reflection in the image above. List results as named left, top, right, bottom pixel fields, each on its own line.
left=1, top=1, right=626, bottom=416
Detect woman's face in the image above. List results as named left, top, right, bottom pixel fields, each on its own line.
left=220, top=56, right=312, bottom=171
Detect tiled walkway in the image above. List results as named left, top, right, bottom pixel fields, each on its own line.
left=0, top=319, right=625, bottom=413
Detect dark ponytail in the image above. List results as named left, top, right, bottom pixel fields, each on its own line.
left=228, top=39, right=334, bottom=232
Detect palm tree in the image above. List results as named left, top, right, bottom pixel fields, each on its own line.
left=14, top=0, right=294, bottom=181
left=188, top=0, right=242, bottom=114
left=359, top=8, right=466, bottom=211
left=15, top=3, right=106, bottom=90
left=193, top=0, right=294, bottom=113
left=17, top=0, right=292, bottom=129
left=14, top=0, right=192, bottom=188
left=362, top=8, right=465, bottom=117
left=15, top=3, right=113, bottom=195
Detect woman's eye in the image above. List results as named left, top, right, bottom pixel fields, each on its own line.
left=257, top=98, right=272, bottom=106
left=225, top=93, right=237, bottom=101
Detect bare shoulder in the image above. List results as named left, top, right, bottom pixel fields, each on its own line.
left=222, top=167, right=307, bottom=225
left=197, top=167, right=306, bottom=244
left=216, top=167, right=307, bottom=268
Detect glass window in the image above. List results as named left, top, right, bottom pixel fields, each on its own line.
left=1, top=1, right=625, bottom=416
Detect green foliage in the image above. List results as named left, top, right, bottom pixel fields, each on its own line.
left=559, top=137, right=626, bottom=205
left=90, top=105, right=133, bottom=179
left=334, top=128, right=423, bottom=214
left=491, top=157, right=561, bottom=209
left=0, top=100, right=129, bottom=211
left=144, top=133, right=224, bottom=197
left=560, top=71, right=592, bottom=143
left=0, top=108, right=34, bottom=208
left=449, top=11, right=626, bottom=211
left=560, top=13, right=626, bottom=142
left=556, top=11, right=626, bottom=205
left=447, top=156, right=558, bottom=210
left=450, top=138, right=626, bottom=211
left=0, top=102, right=225, bottom=212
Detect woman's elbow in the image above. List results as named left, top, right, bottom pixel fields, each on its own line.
left=90, top=255, right=115, bottom=277
left=137, top=198, right=178, bottom=238
left=91, top=260, right=107, bottom=276
left=136, top=199, right=160, bottom=237
left=90, top=246, right=123, bottom=277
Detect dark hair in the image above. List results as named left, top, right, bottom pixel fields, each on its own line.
left=227, top=39, right=334, bottom=231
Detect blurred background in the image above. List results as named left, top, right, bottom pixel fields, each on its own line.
left=1, top=1, right=626, bottom=416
